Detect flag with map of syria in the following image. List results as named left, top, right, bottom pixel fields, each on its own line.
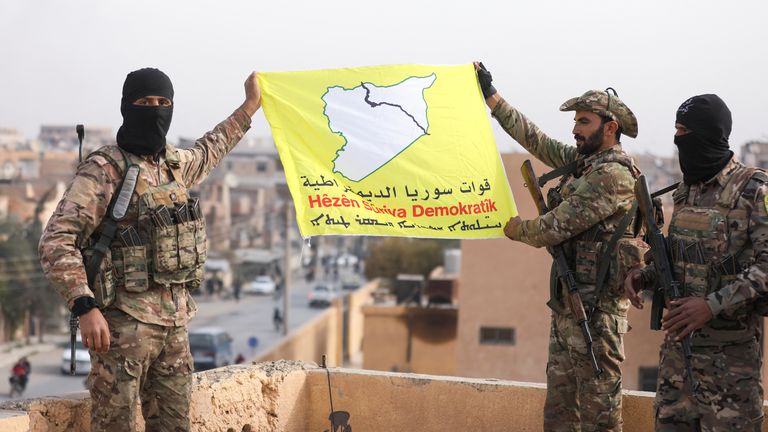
left=258, top=63, right=517, bottom=238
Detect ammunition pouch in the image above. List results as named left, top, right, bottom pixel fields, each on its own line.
left=151, top=218, right=206, bottom=288
left=82, top=247, right=116, bottom=308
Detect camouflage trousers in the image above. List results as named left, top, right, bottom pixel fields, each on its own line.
left=655, top=337, right=763, bottom=432
left=544, top=311, right=628, bottom=432
left=87, top=308, right=193, bottom=432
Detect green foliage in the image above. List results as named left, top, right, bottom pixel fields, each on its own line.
left=0, top=187, right=60, bottom=340
left=364, top=238, right=445, bottom=280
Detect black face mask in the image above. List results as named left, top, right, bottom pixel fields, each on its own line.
left=674, top=132, right=733, bottom=185
left=117, top=105, right=173, bottom=156
left=675, top=94, right=733, bottom=185
left=116, top=68, right=174, bottom=156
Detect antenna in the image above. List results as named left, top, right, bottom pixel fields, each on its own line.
left=76, top=124, right=85, bottom=162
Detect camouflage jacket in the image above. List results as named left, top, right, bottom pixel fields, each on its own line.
left=39, top=108, right=251, bottom=326
left=641, top=157, right=768, bottom=345
left=491, top=98, right=642, bottom=314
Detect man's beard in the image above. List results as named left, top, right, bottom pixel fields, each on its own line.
left=575, top=123, right=605, bottom=155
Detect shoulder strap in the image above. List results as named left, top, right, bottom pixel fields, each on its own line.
left=595, top=200, right=638, bottom=298
left=86, top=147, right=127, bottom=178
left=592, top=153, right=643, bottom=297
left=718, top=166, right=759, bottom=209
left=596, top=152, right=641, bottom=179
left=164, top=144, right=185, bottom=185
left=84, top=149, right=140, bottom=290
left=741, top=170, right=768, bottom=202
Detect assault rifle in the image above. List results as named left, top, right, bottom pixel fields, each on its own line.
left=70, top=124, right=85, bottom=375
left=521, top=160, right=602, bottom=376
left=636, top=174, right=698, bottom=394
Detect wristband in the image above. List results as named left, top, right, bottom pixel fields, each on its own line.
left=71, top=296, right=98, bottom=317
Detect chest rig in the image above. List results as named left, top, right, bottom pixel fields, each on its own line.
left=668, top=165, right=767, bottom=341
left=546, top=151, right=646, bottom=315
left=85, top=145, right=207, bottom=307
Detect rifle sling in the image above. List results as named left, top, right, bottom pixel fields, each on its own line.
left=537, top=161, right=579, bottom=187
left=651, top=182, right=680, bottom=199
left=595, top=201, right=639, bottom=301
left=84, top=150, right=138, bottom=290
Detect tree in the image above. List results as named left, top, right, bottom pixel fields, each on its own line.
left=0, top=218, right=38, bottom=341
left=364, top=238, right=445, bottom=280
left=0, top=187, right=60, bottom=342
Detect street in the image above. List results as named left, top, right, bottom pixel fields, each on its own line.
left=0, top=264, right=359, bottom=401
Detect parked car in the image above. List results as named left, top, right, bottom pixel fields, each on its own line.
left=308, top=284, right=338, bottom=308
left=188, top=327, right=234, bottom=371
left=335, top=254, right=358, bottom=267
left=243, top=275, right=276, bottom=295
left=341, top=276, right=361, bottom=291
left=60, top=335, right=91, bottom=375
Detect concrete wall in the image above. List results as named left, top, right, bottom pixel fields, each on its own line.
left=346, top=281, right=377, bottom=361
left=256, top=306, right=341, bottom=367
left=11, top=361, right=768, bottom=432
left=362, top=305, right=457, bottom=375
left=256, top=280, right=378, bottom=368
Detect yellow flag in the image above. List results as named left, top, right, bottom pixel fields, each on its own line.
left=258, top=63, right=517, bottom=238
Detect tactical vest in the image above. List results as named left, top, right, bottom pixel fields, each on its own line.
left=668, top=164, right=768, bottom=345
left=83, top=145, right=207, bottom=308
left=548, top=151, right=648, bottom=316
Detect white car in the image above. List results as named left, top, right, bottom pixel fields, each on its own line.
left=335, top=254, right=359, bottom=267
left=308, top=284, right=338, bottom=308
left=243, top=275, right=276, bottom=295
left=60, top=336, right=91, bottom=375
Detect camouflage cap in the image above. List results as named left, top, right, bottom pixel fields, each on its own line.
left=559, top=89, right=638, bottom=138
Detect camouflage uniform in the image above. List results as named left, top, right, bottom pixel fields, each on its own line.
left=39, top=108, right=251, bottom=431
left=641, top=157, right=768, bottom=431
left=493, top=91, right=646, bottom=432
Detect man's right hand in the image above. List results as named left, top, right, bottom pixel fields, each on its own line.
left=240, top=71, right=262, bottom=117
left=79, top=308, right=110, bottom=353
left=624, top=267, right=645, bottom=309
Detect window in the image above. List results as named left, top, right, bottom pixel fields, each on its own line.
left=479, top=327, right=515, bottom=345
left=256, top=161, right=267, bottom=172
left=639, top=367, right=658, bottom=392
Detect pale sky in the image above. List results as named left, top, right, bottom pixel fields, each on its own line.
left=1, top=0, right=766, bottom=156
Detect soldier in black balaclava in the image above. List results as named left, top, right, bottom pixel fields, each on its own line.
left=39, top=67, right=261, bottom=432
left=117, top=68, right=175, bottom=156
left=674, top=94, right=734, bottom=185
left=625, top=93, right=768, bottom=430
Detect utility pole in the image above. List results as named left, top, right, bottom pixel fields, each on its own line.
left=283, top=201, right=292, bottom=336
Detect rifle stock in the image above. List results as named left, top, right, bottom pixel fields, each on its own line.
left=521, top=160, right=602, bottom=376
left=635, top=174, right=698, bottom=394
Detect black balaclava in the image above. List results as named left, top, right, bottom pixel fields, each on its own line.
left=674, top=94, right=733, bottom=185
left=116, top=68, right=174, bottom=156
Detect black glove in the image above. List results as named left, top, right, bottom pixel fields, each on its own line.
left=477, top=62, right=497, bottom=99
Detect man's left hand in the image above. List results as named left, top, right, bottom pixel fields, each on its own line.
left=661, top=297, right=713, bottom=340
left=503, top=216, right=522, bottom=240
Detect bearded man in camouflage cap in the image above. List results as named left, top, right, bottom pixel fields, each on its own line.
left=626, top=94, right=768, bottom=431
left=39, top=68, right=261, bottom=432
left=476, top=62, right=647, bottom=431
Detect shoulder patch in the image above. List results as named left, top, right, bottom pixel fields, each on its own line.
left=764, top=193, right=768, bottom=214
left=752, top=169, right=768, bottom=184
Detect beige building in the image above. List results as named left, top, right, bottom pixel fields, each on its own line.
left=742, top=140, right=768, bottom=169
left=362, top=305, right=458, bottom=375
left=38, top=125, right=114, bottom=154
left=182, top=136, right=288, bottom=252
